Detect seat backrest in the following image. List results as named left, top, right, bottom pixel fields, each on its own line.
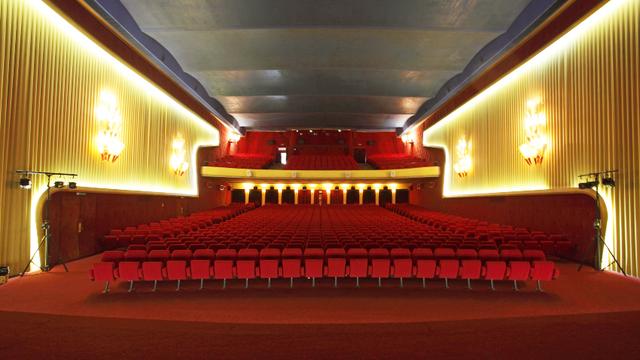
left=147, top=249, right=170, bottom=261
left=347, top=248, right=368, bottom=258
left=456, top=248, right=477, bottom=259
left=215, top=249, right=237, bottom=260
left=193, top=248, right=215, bottom=260
left=500, top=249, right=523, bottom=260
left=124, top=249, right=147, bottom=261
left=303, top=248, right=323, bottom=258
left=390, top=248, right=411, bottom=259
left=171, top=249, right=193, bottom=260
left=523, top=249, right=546, bottom=261
left=412, top=248, right=433, bottom=259
left=325, top=248, right=346, bottom=258
left=238, top=248, right=259, bottom=259
left=259, top=248, right=281, bottom=259
left=101, top=250, right=125, bottom=262
left=369, top=248, right=389, bottom=258
left=282, top=248, right=302, bottom=258
left=478, top=249, right=500, bottom=260
left=434, top=247, right=456, bottom=258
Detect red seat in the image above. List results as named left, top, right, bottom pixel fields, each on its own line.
left=281, top=248, right=303, bottom=288
left=89, top=250, right=124, bottom=293
left=390, top=248, right=412, bottom=287
left=506, top=261, right=532, bottom=291
left=236, top=249, right=259, bottom=288
left=369, top=248, right=390, bottom=287
left=347, top=248, right=368, bottom=287
left=437, top=259, right=459, bottom=288
left=214, top=249, right=237, bottom=288
left=118, top=249, right=146, bottom=292
left=482, top=261, right=507, bottom=290
left=259, top=248, right=281, bottom=287
left=303, top=248, right=324, bottom=287
left=325, top=248, right=346, bottom=287
left=167, top=249, right=192, bottom=290
left=457, top=249, right=481, bottom=289
left=523, top=249, right=546, bottom=261
left=530, top=260, right=560, bottom=291
left=412, top=248, right=436, bottom=288
left=190, top=249, right=215, bottom=289
left=142, top=249, right=169, bottom=291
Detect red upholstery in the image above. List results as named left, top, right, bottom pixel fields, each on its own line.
left=214, top=249, right=237, bottom=280
left=118, top=250, right=146, bottom=281
left=326, top=248, right=347, bottom=278
left=369, top=248, right=390, bottom=279
left=413, top=248, right=437, bottom=280
left=390, top=248, right=412, bottom=279
left=236, top=249, right=259, bottom=281
left=281, top=248, right=303, bottom=279
left=303, top=248, right=324, bottom=280
left=531, top=261, right=560, bottom=281
left=259, top=248, right=281, bottom=280
left=347, top=248, right=369, bottom=279
left=166, top=249, right=192, bottom=281
left=142, top=250, right=169, bottom=282
left=190, top=249, right=214, bottom=281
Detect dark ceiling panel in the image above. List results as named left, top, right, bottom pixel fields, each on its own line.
left=114, top=0, right=535, bottom=130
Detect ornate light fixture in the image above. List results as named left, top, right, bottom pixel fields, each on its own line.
left=453, top=136, right=472, bottom=178
left=95, top=91, right=124, bottom=162
left=519, top=98, right=549, bottom=165
left=170, top=136, right=189, bottom=176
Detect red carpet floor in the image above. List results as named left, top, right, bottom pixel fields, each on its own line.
left=1, top=255, right=640, bottom=358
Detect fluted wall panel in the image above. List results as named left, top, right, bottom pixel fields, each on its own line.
left=0, top=0, right=220, bottom=273
left=423, top=0, right=640, bottom=275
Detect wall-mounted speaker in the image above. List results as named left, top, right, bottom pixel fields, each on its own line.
left=366, top=140, right=375, bottom=146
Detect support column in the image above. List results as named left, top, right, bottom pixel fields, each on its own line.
left=391, top=189, right=396, bottom=204
left=326, top=190, right=331, bottom=205
left=375, top=190, right=380, bottom=206
left=294, top=190, right=299, bottom=205
left=358, top=190, right=363, bottom=205
left=261, top=189, right=266, bottom=206
left=310, top=190, right=315, bottom=205
left=278, top=189, right=282, bottom=205
left=343, top=190, right=347, bottom=205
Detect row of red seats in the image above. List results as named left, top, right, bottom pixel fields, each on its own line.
left=386, top=204, right=575, bottom=256
left=90, top=247, right=558, bottom=293
left=284, top=155, right=359, bottom=170
left=210, top=153, right=273, bottom=169
left=102, top=204, right=254, bottom=249
left=368, top=153, right=430, bottom=169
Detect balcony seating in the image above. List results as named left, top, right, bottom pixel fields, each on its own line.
left=367, top=153, right=430, bottom=169
left=284, top=155, right=358, bottom=170
left=210, top=153, right=273, bottom=169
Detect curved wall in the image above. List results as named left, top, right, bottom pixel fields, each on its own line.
left=420, top=0, right=640, bottom=275
left=0, top=0, right=221, bottom=273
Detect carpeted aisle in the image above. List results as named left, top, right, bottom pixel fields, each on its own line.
left=2, top=255, right=640, bottom=358
left=2, top=310, right=640, bottom=359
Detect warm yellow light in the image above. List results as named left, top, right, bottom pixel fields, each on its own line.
left=95, top=90, right=125, bottom=162
left=389, top=183, right=398, bottom=190
left=341, top=184, right=349, bottom=190
left=260, top=183, right=268, bottom=190
left=243, top=182, right=254, bottom=191
left=358, top=183, right=365, bottom=191
left=276, top=183, right=284, bottom=191
left=519, top=99, right=549, bottom=165
left=323, top=183, right=333, bottom=192
left=309, top=183, right=317, bottom=189
left=292, top=183, right=300, bottom=191
left=453, top=136, right=472, bottom=177
left=170, top=135, right=189, bottom=176
left=229, top=132, right=241, bottom=143
left=373, top=183, right=381, bottom=191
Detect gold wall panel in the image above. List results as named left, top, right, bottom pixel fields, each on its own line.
left=0, top=0, right=220, bottom=273
left=423, top=0, right=640, bottom=275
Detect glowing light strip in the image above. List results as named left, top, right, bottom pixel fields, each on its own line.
left=25, top=0, right=221, bottom=270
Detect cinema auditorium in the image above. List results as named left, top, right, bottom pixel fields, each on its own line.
left=1, top=0, right=639, bottom=358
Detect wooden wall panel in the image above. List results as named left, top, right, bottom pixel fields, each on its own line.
left=422, top=0, right=640, bottom=275
left=0, top=0, right=221, bottom=274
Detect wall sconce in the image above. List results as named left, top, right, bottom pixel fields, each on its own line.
left=228, top=132, right=241, bottom=143
left=170, top=136, right=189, bottom=176
left=519, top=98, right=549, bottom=165
left=401, top=133, right=414, bottom=145
left=453, top=136, right=472, bottom=178
left=95, top=91, right=124, bottom=163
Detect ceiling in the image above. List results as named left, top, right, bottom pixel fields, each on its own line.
left=111, top=0, right=533, bottom=130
